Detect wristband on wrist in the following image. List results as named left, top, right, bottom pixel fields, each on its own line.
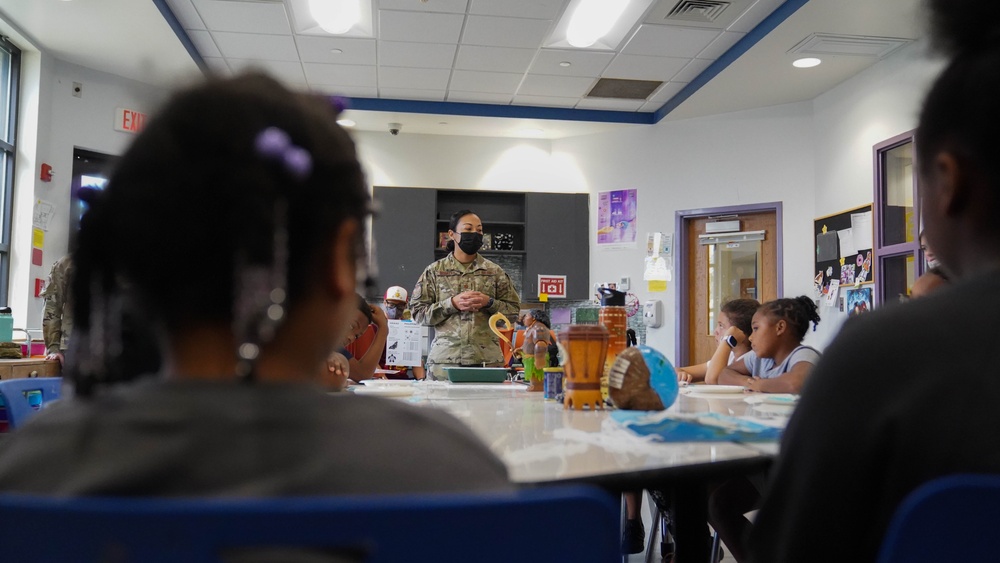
left=486, top=297, right=495, bottom=309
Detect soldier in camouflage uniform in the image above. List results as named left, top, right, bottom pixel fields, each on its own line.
left=410, top=210, right=520, bottom=380
left=42, top=254, right=74, bottom=364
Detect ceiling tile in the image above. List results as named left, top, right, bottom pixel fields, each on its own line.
left=622, top=24, right=721, bottom=58
left=672, top=58, right=713, bottom=82
left=202, top=56, right=231, bottom=75
left=378, top=87, right=447, bottom=101
left=192, top=0, right=291, bottom=34
left=647, top=81, right=689, bottom=103
left=462, top=15, right=552, bottom=48
left=530, top=49, right=614, bottom=77
left=468, top=0, right=564, bottom=19
left=228, top=58, right=306, bottom=85
left=187, top=30, right=221, bottom=58
left=605, top=54, right=689, bottom=81
left=728, top=0, right=786, bottom=33
left=449, top=70, right=523, bottom=94
left=296, top=36, right=375, bottom=65
left=511, top=94, right=578, bottom=108
left=311, top=85, right=379, bottom=98
left=575, top=98, right=646, bottom=111
left=378, top=66, right=452, bottom=90
left=697, top=31, right=746, bottom=60
left=379, top=41, right=457, bottom=69
left=303, top=62, right=377, bottom=87
left=455, top=45, right=535, bottom=73
left=447, top=91, right=514, bottom=104
left=377, top=0, right=469, bottom=14
left=214, top=32, right=298, bottom=61
left=518, top=74, right=596, bottom=97
left=166, top=0, right=206, bottom=30
left=378, top=10, right=465, bottom=44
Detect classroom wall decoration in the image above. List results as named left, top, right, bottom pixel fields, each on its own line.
left=814, top=204, right=874, bottom=301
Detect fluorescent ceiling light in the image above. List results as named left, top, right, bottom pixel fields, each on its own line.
left=567, top=0, right=630, bottom=48
left=792, top=57, right=821, bottom=68
left=310, top=0, right=360, bottom=34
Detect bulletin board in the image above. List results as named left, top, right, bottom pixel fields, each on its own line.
left=813, top=204, right=874, bottom=297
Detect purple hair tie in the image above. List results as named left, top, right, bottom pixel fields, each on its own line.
left=255, top=127, right=313, bottom=181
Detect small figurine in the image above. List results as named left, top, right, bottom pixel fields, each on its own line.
left=516, top=310, right=556, bottom=392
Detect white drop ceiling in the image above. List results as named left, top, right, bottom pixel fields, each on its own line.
left=0, top=0, right=924, bottom=139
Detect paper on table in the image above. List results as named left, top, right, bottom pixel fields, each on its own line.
left=837, top=229, right=856, bottom=258
left=611, top=410, right=782, bottom=443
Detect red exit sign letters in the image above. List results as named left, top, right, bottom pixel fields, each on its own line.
left=114, top=107, right=147, bottom=133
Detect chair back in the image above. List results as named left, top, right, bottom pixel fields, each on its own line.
left=0, top=377, right=61, bottom=431
left=877, top=473, right=1000, bottom=563
left=0, top=485, right=619, bottom=563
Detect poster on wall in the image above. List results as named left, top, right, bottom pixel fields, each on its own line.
left=814, top=204, right=874, bottom=303
left=596, top=189, right=637, bottom=248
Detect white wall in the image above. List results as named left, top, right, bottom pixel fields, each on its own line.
left=11, top=56, right=166, bottom=330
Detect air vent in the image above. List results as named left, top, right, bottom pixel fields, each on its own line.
left=665, top=0, right=731, bottom=23
left=789, top=33, right=913, bottom=58
left=587, top=78, right=663, bottom=100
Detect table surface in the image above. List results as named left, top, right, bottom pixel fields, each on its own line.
left=363, top=381, right=793, bottom=487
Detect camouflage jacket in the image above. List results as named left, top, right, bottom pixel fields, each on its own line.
left=410, top=253, right=520, bottom=366
left=42, top=255, right=74, bottom=354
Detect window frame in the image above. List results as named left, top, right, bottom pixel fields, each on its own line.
left=873, top=130, right=920, bottom=306
left=0, top=36, right=20, bottom=306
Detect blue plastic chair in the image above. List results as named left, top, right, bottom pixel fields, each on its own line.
left=0, top=485, right=619, bottom=563
left=0, top=377, right=61, bottom=430
left=877, top=473, right=1000, bottom=563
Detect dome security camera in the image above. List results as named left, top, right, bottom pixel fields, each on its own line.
left=388, top=122, right=402, bottom=136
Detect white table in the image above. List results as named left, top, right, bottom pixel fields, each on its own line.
left=394, top=382, right=793, bottom=562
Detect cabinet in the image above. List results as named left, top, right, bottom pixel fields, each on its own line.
left=371, top=187, right=590, bottom=301
left=0, top=359, right=61, bottom=380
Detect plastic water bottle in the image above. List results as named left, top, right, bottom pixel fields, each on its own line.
left=0, top=307, right=12, bottom=343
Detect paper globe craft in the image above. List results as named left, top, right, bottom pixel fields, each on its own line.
left=607, top=345, right=679, bottom=411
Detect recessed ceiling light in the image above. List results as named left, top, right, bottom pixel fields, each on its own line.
left=337, top=119, right=356, bottom=127
left=559, top=61, right=572, bottom=67
left=567, top=0, right=629, bottom=48
left=792, top=57, right=821, bottom=68
left=310, top=0, right=360, bottom=34
left=330, top=48, right=343, bottom=54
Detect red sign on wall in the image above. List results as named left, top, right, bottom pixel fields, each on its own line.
left=114, top=107, right=147, bottom=134
left=537, top=275, right=567, bottom=299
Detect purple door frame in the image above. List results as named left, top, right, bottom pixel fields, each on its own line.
left=674, top=202, right=784, bottom=366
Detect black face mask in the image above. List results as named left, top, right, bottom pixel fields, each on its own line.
left=457, top=232, right=484, bottom=255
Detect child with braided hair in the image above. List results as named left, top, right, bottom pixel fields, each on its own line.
left=717, top=296, right=821, bottom=394
left=0, top=73, right=510, bottom=496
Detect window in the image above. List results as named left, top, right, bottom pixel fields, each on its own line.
left=0, top=36, right=19, bottom=305
left=874, top=131, right=920, bottom=306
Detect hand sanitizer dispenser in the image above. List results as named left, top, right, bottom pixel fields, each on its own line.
left=642, top=300, right=662, bottom=328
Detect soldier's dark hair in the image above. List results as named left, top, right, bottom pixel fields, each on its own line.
left=720, top=298, right=759, bottom=337
left=758, top=296, right=820, bottom=342
left=917, top=0, right=1000, bottom=217
left=445, top=209, right=477, bottom=252
left=71, top=73, right=369, bottom=391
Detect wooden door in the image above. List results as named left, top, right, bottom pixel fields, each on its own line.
left=685, top=211, right=778, bottom=366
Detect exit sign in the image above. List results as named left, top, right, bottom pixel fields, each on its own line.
left=114, top=107, right=147, bottom=133
left=538, top=275, right=567, bottom=299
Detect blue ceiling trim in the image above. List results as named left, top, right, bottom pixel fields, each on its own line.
left=653, top=0, right=811, bottom=122
left=344, top=97, right=655, bottom=124
left=152, top=0, right=208, bottom=73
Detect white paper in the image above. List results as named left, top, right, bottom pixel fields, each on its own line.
left=837, top=228, right=857, bottom=258
left=33, top=199, right=55, bottom=231
left=825, top=280, right=840, bottom=307
left=385, top=320, right=422, bottom=367
left=851, top=211, right=873, bottom=250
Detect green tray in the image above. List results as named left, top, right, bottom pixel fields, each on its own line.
left=444, top=367, right=509, bottom=383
